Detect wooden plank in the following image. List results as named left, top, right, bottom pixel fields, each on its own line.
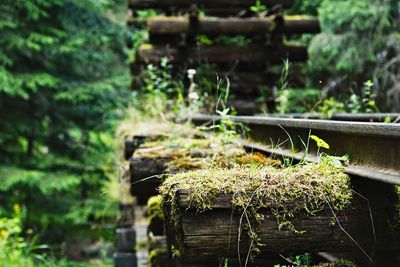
left=124, top=135, right=148, bottom=160
left=148, top=16, right=320, bottom=35
left=129, top=0, right=294, bottom=9
left=136, top=44, right=308, bottom=65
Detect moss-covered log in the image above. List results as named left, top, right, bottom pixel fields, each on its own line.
left=166, top=190, right=395, bottom=266
left=161, top=165, right=399, bottom=266
left=129, top=134, right=279, bottom=204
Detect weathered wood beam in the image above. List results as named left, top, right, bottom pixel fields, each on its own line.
left=164, top=189, right=398, bottom=265
left=129, top=150, right=169, bottom=205
left=129, top=0, right=294, bottom=9
left=280, top=15, right=321, bottom=34
left=136, top=44, right=308, bottom=65
left=126, top=17, right=144, bottom=28
left=148, top=16, right=320, bottom=35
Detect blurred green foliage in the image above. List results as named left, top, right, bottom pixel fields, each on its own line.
left=0, top=0, right=132, bottom=263
left=303, top=0, right=400, bottom=110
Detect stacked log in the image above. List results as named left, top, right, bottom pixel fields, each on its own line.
left=128, top=0, right=321, bottom=114
left=114, top=167, right=138, bottom=267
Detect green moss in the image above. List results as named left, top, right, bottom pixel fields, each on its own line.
left=160, top=162, right=352, bottom=255
left=135, top=134, right=282, bottom=176
left=146, top=196, right=165, bottom=235
left=146, top=195, right=164, bottom=221
left=148, top=248, right=168, bottom=267
left=332, top=258, right=356, bottom=267
left=118, top=120, right=201, bottom=143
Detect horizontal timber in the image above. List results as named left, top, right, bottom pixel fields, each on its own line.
left=147, top=16, right=320, bottom=35
left=136, top=44, right=308, bottom=65
left=257, top=113, right=400, bottom=122
left=129, top=0, right=294, bottom=9
left=169, top=190, right=397, bottom=266
left=190, top=114, right=400, bottom=184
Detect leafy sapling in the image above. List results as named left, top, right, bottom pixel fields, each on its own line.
left=310, top=135, right=349, bottom=167
left=276, top=59, right=290, bottom=114
left=250, top=0, right=267, bottom=16
left=362, top=80, right=378, bottom=113
left=197, top=76, right=244, bottom=142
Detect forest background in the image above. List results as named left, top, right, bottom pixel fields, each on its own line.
left=0, top=0, right=399, bottom=265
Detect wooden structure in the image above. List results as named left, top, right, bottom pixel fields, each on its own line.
left=128, top=0, right=321, bottom=114
left=114, top=168, right=138, bottom=267
left=120, top=118, right=400, bottom=266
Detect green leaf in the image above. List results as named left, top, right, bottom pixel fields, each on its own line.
left=310, top=135, right=330, bottom=149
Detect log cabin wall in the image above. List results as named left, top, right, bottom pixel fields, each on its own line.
left=127, top=0, right=321, bottom=114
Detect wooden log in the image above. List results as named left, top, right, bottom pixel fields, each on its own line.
left=136, top=44, right=308, bottom=65
left=130, top=153, right=170, bottom=205
left=118, top=203, right=136, bottom=227
left=280, top=16, right=321, bottom=34
left=129, top=0, right=294, bottom=9
left=124, top=135, right=147, bottom=160
left=149, top=235, right=168, bottom=251
left=113, top=252, right=137, bottom=267
left=127, top=17, right=144, bottom=28
left=147, top=16, right=320, bottom=35
left=164, top=189, right=398, bottom=266
left=124, top=135, right=164, bottom=160
left=226, top=99, right=266, bottom=115
left=116, top=228, right=136, bottom=252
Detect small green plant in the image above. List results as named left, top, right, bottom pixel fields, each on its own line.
left=142, top=57, right=174, bottom=95
left=196, top=35, right=213, bottom=46
left=276, top=59, right=290, bottom=114
left=138, top=57, right=190, bottom=119
left=276, top=88, right=321, bottom=113
left=348, top=80, right=379, bottom=113
left=310, top=135, right=349, bottom=167
left=201, top=76, right=245, bottom=142
left=250, top=0, right=267, bottom=15
left=318, top=97, right=346, bottom=118
left=0, top=204, right=46, bottom=266
left=348, top=93, right=361, bottom=113
left=310, top=135, right=330, bottom=155
left=361, top=80, right=378, bottom=113
left=295, top=253, right=312, bottom=266
left=197, top=35, right=251, bottom=47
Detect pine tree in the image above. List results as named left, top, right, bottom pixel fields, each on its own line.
left=0, top=0, right=132, bottom=256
